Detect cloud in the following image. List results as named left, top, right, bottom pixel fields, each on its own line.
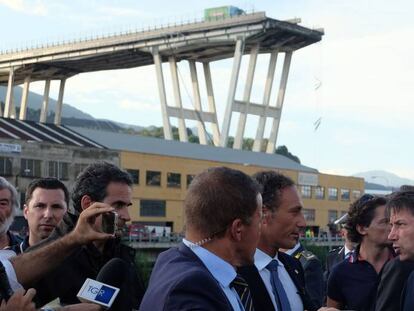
left=118, top=99, right=160, bottom=112
left=98, top=6, right=149, bottom=18
left=0, top=0, right=47, bottom=15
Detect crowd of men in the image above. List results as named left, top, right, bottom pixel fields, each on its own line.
left=0, top=162, right=413, bottom=311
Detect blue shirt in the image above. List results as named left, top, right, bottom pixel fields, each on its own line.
left=183, top=239, right=243, bottom=311
left=254, top=248, right=303, bottom=311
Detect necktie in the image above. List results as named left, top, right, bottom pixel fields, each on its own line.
left=266, top=260, right=292, bottom=311
left=231, top=274, right=255, bottom=311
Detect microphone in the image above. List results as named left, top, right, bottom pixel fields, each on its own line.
left=77, top=278, right=119, bottom=309
left=0, top=261, right=14, bottom=302
left=78, top=258, right=130, bottom=310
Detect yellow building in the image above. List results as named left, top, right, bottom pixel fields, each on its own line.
left=74, top=127, right=364, bottom=234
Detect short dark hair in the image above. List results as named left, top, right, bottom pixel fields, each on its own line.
left=184, top=167, right=260, bottom=238
left=252, top=171, right=295, bottom=212
left=72, top=162, right=132, bottom=212
left=346, top=194, right=387, bottom=243
left=387, top=191, right=414, bottom=217
left=25, top=178, right=69, bottom=206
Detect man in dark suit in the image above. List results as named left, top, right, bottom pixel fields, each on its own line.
left=288, top=243, right=325, bottom=308
left=325, top=226, right=354, bottom=281
left=375, top=257, right=414, bottom=311
left=239, top=171, right=319, bottom=311
left=140, top=167, right=262, bottom=311
left=381, top=191, right=414, bottom=311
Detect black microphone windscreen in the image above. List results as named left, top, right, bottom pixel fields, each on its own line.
left=0, top=261, right=13, bottom=301
left=96, top=258, right=129, bottom=288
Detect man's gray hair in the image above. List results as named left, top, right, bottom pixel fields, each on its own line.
left=0, top=177, right=18, bottom=232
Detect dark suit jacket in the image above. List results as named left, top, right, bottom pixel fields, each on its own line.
left=325, top=246, right=346, bottom=280
left=402, top=271, right=414, bottom=311
left=375, top=257, right=414, bottom=311
left=140, top=243, right=233, bottom=311
left=238, top=251, right=318, bottom=311
left=291, top=244, right=324, bottom=308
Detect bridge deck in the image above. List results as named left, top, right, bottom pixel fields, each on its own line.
left=0, top=12, right=323, bottom=85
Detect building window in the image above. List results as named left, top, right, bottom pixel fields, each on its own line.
left=300, top=185, right=312, bottom=199
left=167, top=173, right=181, bottom=188
left=127, top=169, right=139, bottom=184
left=352, top=190, right=361, bottom=200
left=328, top=188, right=338, bottom=200
left=146, top=171, right=161, bottom=186
left=0, top=157, right=12, bottom=176
left=140, top=200, right=166, bottom=217
left=48, top=161, right=69, bottom=180
left=328, top=210, right=338, bottom=223
left=303, top=209, right=315, bottom=222
left=187, top=175, right=195, bottom=188
left=20, top=159, right=41, bottom=177
left=74, top=163, right=89, bottom=178
left=315, top=186, right=325, bottom=200
left=341, top=189, right=350, bottom=201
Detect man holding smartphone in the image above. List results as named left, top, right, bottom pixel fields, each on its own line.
left=27, top=162, right=146, bottom=311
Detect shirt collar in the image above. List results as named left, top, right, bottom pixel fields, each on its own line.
left=285, top=242, right=301, bottom=256
left=183, top=238, right=236, bottom=287
left=344, top=244, right=352, bottom=256
left=254, top=248, right=284, bottom=271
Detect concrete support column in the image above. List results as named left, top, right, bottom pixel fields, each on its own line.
left=169, top=57, right=188, bottom=142
left=266, top=51, right=293, bottom=153
left=9, top=94, right=16, bottom=119
left=54, top=78, right=66, bottom=125
left=40, top=79, right=51, bottom=123
left=189, top=61, right=207, bottom=145
left=19, top=76, right=31, bottom=121
left=4, top=67, right=15, bottom=118
left=253, top=51, right=278, bottom=152
left=203, top=62, right=220, bottom=146
left=234, top=43, right=260, bottom=149
left=219, top=38, right=245, bottom=147
left=152, top=47, right=172, bottom=140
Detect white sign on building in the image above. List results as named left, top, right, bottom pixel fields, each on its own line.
left=0, top=143, right=21, bottom=154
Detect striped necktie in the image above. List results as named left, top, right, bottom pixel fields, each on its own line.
left=266, top=260, right=292, bottom=311
left=231, top=274, right=255, bottom=311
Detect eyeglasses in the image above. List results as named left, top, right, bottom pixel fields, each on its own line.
left=353, top=193, right=381, bottom=211
left=359, top=194, right=376, bottom=205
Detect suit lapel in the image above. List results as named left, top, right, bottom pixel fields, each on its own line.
left=178, top=243, right=234, bottom=310
left=278, top=253, right=306, bottom=297
left=238, top=265, right=275, bottom=311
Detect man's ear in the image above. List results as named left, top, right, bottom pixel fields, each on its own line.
left=261, top=207, right=272, bottom=225
left=229, top=218, right=244, bottom=242
left=80, top=195, right=93, bottom=211
left=23, top=204, right=29, bottom=220
left=356, top=224, right=367, bottom=236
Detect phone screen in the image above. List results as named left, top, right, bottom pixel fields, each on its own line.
left=102, top=211, right=117, bottom=234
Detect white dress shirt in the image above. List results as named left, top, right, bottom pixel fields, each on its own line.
left=254, top=248, right=303, bottom=311
left=0, top=250, right=23, bottom=292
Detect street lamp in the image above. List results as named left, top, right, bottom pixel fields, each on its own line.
left=15, top=168, right=31, bottom=211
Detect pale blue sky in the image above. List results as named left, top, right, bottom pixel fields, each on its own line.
left=0, top=0, right=413, bottom=180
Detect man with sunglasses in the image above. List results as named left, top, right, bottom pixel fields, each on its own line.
left=327, top=194, right=394, bottom=310
left=376, top=190, right=414, bottom=311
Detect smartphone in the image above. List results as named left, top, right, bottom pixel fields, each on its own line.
left=102, top=211, right=118, bottom=234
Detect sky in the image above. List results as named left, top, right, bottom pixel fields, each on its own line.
left=0, top=0, right=413, bottom=180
